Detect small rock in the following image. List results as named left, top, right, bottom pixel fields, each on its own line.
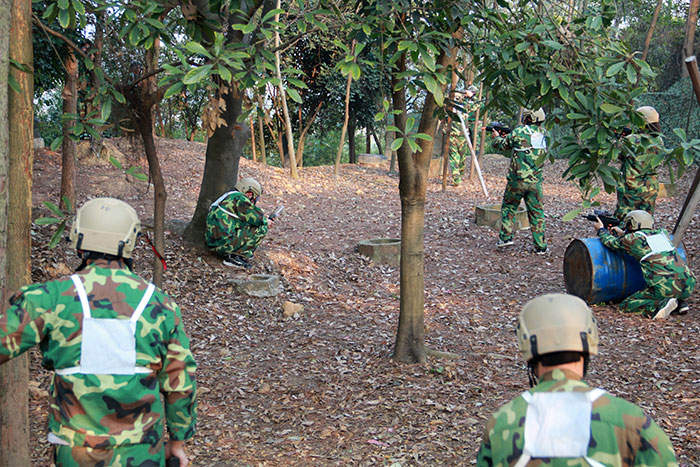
left=258, top=382, right=271, bottom=394
left=282, top=301, right=304, bottom=318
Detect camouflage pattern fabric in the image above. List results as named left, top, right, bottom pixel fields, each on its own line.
left=614, top=136, right=659, bottom=219
left=477, top=368, right=678, bottom=466
left=463, top=95, right=482, bottom=122
left=54, top=440, right=164, bottom=467
left=205, top=190, right=269, bottom=259
left=449, top=124, right=467, bottom=185
left=494, top=124, right=547, bottom=249
left=0, top=259, right=197, bottom=455
left=599, top=228, right=696, bottom=316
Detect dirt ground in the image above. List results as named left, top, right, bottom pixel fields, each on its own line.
left=26, top=137, right=700, bottom=465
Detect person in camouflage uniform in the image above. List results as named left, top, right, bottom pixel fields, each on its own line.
left=477, top=293, right=678, bottom=466
left=205, top=177, right=269, bottom=268
left=614, top=106, right=661, bottom=219
left=492, top=108, right=548, bottom=254
left=448, top=85, right=480, bottom=186
left=0, top=198, right=197, bottom=467
left=594, top=210, right=695, bottom=319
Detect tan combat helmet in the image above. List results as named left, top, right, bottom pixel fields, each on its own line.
left=636, top=106, right=659, bottom=124
left=623, top=210, right=654, bottom=231
left=235, top=177, right=263, bottom=198
left=523, top=107, right=546, bottom=124
left=517, top=293, right=599, bottom=363
left=69, top=198, right=141, bottom=258
left=467, top=85, right=478, bottom=94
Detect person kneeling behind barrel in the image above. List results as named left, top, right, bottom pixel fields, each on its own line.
left=592, top=210, right=695, bottom=319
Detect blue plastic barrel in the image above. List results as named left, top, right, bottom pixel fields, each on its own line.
left=563, top=237, right=688, bottom=304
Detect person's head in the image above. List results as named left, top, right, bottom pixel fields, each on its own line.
left=622, top=210, right=654, bottom=232
left=517, top=293, right=599, bottom=386
left=466, top=85, right=478, bottom=98
left=235, top=177, right=263, bottom=204
left=69, top=198, right=141, bottom=269
left=636, top=106, right=661, bottom=135
left=522, top=107, right=545, bottom=125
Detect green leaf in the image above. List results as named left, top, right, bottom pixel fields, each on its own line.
left=101, top=99, right=112, bottom=121
left=57, top=0, right=69, bottom=9
left=8, top=74, right=20, bottom=94
left=217, top=64, right=232, bottom=83
left=600, top=103, right=622, bottom=114
left=109, top=156, right=123, bottom=170
left=50, top=136, right=64, bottom=151
left=42, top=201, right=64, bottom=217
left=163, top=81, right=184, bottom=99
left=424, top=74, right=438, bottom=96
left=287, top=87, right=302, bottom=103
left=422, top=51, right=435, bottom=72
left=71, top=0, right=85, bottom=16
left=605, top=61, right=625, bottom=77
left=626, top=64, right=636, bottom=84
left=48, top=222, right=67, bottom=249
left=183, top=64, right=213, bottom=85
left=414, top=133, right=433, bottom=141
left=62, top=196, right=73, bottom=213
left=391, top=137, right=404, bottom=151
left=58, top=8, right=70, bottom=28
left=185, top=41, right=212, bottom=58
left=35, top=217, right=63, bottom=225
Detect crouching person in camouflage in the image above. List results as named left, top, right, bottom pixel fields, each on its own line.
left=491, top=107, right=548, bottom=254
left=0, top=198, right=197, bottom=466
left=205, top=177, right=269, bottom=269
left=477, top=293, right=678, bottom=465
left=594, top=210, right=695, bottom=319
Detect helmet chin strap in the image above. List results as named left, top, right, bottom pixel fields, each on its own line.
left=527, top=363, right=539, bottom=388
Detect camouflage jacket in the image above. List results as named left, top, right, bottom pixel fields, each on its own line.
left=619, top=135, right=659, bottom=194
left=206, top=190, right=268, bottom=249
left=493, top=124, right=546, bottom=184
left=0, top=259, right=197, bottom=448
left=599, top=228, right=694, bottom=286
left=463, top=96, right=482, bottom=122
left=477, top=369, right=678, bottom=466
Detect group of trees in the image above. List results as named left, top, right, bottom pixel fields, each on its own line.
left=4, top=0, right=700, bottom=463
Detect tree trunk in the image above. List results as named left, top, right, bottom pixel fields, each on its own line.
left=334, top=46, right=355, bottom=177
left=392, top=45, right=457, bottom=364
left=295, top=100, right=322, bottom=168
left=274, top=3, right=298, bottom=179
left=60, top=49, right=78, bottom=210
left=366, top=126, right=371, bottom=153
left=348, top=115, right=356, bottom=164
left=184, top=87, right=249, bottom=244
left=642, top=0, right=663, bottom=62
left=441, top=118, right=451, bottom=191
left=369, top=125, right=383, bottom=155
left=256, top=95, right=267, bottom=164
left=0, top=0, right=31, bottom=462
left=682, top=0, right=700, bottom=77
left=249, top=116, right=257, bottom=162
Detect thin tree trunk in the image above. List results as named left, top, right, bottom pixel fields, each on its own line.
left=295, top=100, right=322, bottom=168
left=334, top=41, right=356, bottom=177
left=274, top=3, right=298, bottom=178
left=0, top=0, right=31, bottom=462
left=348, top=115, right=356, bottom=164
left=249, top=116, right=257, bottom=162
left=441, top=118, right=451, bottom=191
left=256, top=95, right=267, bottom=164
left=60, top=49, right=78, bottom=210
left=366, top=126, right=371, bottom=153
left=642, top=0, right=664, bottom=62
left=682, top=0, right=699, bottom=77
left=393, top=43, right=458, bottom=364
left=369, top=125, right=383, bottom=154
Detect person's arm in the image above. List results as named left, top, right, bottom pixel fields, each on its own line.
left=159, top=300, right=197, bottom=444
left=231, top=195, right=268, bottom=228
left=0, top=283, right=51, bottom=364
left=634, top=414, right=678, bottom=466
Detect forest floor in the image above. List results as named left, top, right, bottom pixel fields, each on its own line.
left=26, top=136, right=700, bottom=466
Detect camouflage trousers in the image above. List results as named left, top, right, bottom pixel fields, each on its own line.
left=449, top=139, right=466, bottom=185
left=499, top=178, right=546, bottom=250
left=54, top=441, right=164, bottom=467
left=614, top=185, right=658, bottom=219
left=206, top=223, right=268, bottom=259
left=621, top=274, right=696, bottom=317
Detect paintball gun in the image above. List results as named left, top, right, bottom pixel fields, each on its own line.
left=268, top=206, right=284, bottom=220
left=486, top=122, right=512, bottom=137
left=581, top=209, right=620, bottom=230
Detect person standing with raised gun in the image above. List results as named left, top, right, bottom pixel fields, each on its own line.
left=491, top=107, right=549, bottom=254
left=448, top=85, right=480, bottom=186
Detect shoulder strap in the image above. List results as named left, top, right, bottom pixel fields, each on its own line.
left=70, top=274, right=91, bottom=319
left=131, top=283, right=156, bottom=323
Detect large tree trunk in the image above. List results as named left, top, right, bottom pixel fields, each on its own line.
left=642, top=0, right=664, bottom=61
left=682, top=0, right=700, bottom=77
left=60, top=49, right=78, bottom=210
left=392, top=45, right=457, bottom=364
left=183, top=87, right=249, bottom=244
left=0, top=0, right=32, bottom=462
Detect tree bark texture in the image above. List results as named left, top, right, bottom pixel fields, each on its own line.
left=682, top=0, right=699, bottom=77
left=60, top=49, right=78, bottom=210
left=1, top=0, right=32, bottom=463
left=295, top=100, right=322, bottom=168
left=183, top=87, right=249, bottom=244
left=334, top=51, right=354, bottom=177
left=392, top=45, right=458, bottom=364
left=348, top=115, right=356, bottom=164
left=273, top=3, right=298, bottom=179
left=256, top=95, right=267, bottom=164
left=642, top=0, right=664, bottom=61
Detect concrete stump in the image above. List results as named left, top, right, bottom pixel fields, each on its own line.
left=229, top=274, right=283, bottom=297
left=358, top=153, right=388, bottom=167
left=475, top=204, right=530, bottom=231
left=357, top=238, right=400, bottom=266
left=658, top=182, right=677, bottom=198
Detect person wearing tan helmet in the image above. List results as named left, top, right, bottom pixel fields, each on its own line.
left=477, top=293, right=677, bottom=465
left=593, top=209, right=695, bottom=319
left=0, top=198, right=197, bottom=466
left=614, top=106, right=661, bottom=220
left=205, top=176, right=270, bottom=269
